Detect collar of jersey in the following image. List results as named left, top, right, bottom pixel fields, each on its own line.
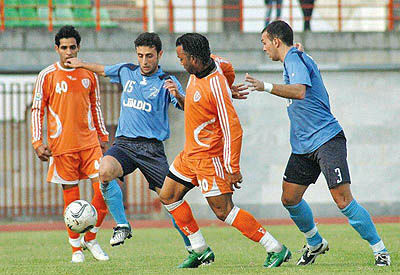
left=194, top=59, right=216, bottom=79
left=56, top=62, right=76, bottom=72
left=139, top=66, right=163, bottom=78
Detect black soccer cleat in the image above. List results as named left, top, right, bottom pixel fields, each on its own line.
left=375, top=252, right=391, bottom=266
left=297, top=238, right=329, bottom=265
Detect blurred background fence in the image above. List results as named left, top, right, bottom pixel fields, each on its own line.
left=1, top=0, right=399, bottom=32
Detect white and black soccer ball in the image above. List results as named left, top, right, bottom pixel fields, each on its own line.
left=64, top=200, right=97, bottom=233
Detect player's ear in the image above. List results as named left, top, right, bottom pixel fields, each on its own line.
left=54, top=45, right=59, bottom=52
left=158, top=50, right=163, bottom=59
left=77, top=45, right=80, bottom=52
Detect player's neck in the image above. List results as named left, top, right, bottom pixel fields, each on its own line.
left=279, top=45, right=293, bottom=62
left=194, top=59, right=216, bottom=79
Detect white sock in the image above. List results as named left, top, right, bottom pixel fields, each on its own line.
left=69, top=236, right=81, bottom=248
left=188, top=230, right=207, bottom=253
left=371, top=240, right=386, bottom=254
left=259, top=232, right=282, bottom=253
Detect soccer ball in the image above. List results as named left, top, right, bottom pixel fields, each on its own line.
left=64, top=200, right=97, bottom=233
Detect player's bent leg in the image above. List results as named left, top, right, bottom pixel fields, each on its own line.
left=281, top=180, right=328, bottom=265
left=154, top=187, right=192, bottom=252
left=331, top=183, right=390, bottom=266
left=99, top=156, right=132, bottom=246
left=160, top=177, right=213, bottom=268
left=207, top=193, right=291, bottom=268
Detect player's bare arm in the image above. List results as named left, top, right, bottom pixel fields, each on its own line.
left=164, top=79, right=185, bottom=109
left=231, top=83, right=250, bottom=100
left=65, top=57, right=106, bottom=76
left=34, top=144, right=52, bottom=162
left=245, top=73, right=305, bottom=99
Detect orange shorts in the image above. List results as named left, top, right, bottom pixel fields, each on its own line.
left=47, top=146, right=102, bottom=184
left=169, top=151, right=232, bottom=197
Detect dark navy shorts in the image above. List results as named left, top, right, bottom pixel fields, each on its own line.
left=104, top=136, right=169, bottom=191
left=284, top=131, right=351, bottom=189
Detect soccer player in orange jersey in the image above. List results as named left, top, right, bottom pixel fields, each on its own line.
left=159, top=33, right=291, bottom=268
left=31, top=25, right=109, bottom=263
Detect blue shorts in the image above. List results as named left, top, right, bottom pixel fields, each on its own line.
left=104, top=136, right=169, bottom=191
left=284, top=131, right=351, bottom=189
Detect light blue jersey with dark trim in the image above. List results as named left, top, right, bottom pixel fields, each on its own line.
left=104, top=63, right=184, bottom=141
left=283, top=47, right=342, bottom=154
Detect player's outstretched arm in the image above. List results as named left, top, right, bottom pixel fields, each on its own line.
left=245, top=73, right=306, bottom=99
left=65, top=57, right=106, bottom=76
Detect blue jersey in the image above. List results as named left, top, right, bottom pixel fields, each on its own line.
left=104, top=63, right=184, bottom=141
left=283, top=47, right=342, bottom=154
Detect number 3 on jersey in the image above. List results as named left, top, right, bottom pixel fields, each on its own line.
left=56, top=81, right=68, bottom=94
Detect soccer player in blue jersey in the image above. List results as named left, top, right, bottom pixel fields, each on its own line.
left=65, top=33, right=194, bottom=254
left=245, top=21, right=390, bottom=267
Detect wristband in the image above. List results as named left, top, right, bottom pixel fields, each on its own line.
left=263, top=82, right=273, bottom=93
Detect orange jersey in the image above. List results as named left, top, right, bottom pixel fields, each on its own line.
left=183, top=63, right=243, bottom=174
left=31, top=62, right=109, bottom=156
left=211, top=54, right=235, bottom=88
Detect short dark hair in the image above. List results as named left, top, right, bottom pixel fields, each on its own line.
left=262, top=20, right=293, bottom=46
left=176, top=33, right=211, bottom=66
left=55, top=25, right=81, bottom=46
left=134, top=32, right=162, bottom=53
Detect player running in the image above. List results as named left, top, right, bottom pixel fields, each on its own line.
left=31, top=25, right=109, bottom=263
left=245, top=20, right=390, bottom=267
left=159, top=33, right=291, bottom=268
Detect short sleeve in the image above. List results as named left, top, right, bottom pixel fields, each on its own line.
left=104, top=63, right=128, bottom=84
left=285, top=55, right=312, bottom=87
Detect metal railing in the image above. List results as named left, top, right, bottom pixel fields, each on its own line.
left=0, top=78, right=160, bottom=219
left=0, top=0, right=398, bottom=32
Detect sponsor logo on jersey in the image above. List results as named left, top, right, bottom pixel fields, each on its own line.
left=81, top=78, right=90, bottom=89
left=123, top=98, right=152, bottom=112
left=140, top=76, right=147, bottom=85
left=148, top=87, right=160, bottom=99
left=194, top=90, right=201, bottom=102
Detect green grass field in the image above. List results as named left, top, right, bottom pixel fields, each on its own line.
left=1, top=223, right=398, bottom=274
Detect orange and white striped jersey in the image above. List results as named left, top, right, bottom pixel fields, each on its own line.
left=31, top=62, right=109, bottom=156
left=211, top=54, right=235, bottom=88
left=183, top=62, right=243, bottom=174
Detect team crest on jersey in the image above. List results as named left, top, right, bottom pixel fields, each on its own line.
left=81, top=78, right=90, bottom=89
left=194, top=91, right=201, bottom=102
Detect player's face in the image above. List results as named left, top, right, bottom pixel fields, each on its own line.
left=261, top=32, right=279, bottom=61
left=136, top=46, right=162, bottom=76
left=55, top=38, right=80, bottom=67
left=176, top=45, right=196, bottom=74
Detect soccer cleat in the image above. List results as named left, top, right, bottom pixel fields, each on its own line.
left=264, top=245, right=292, bottom=268
left=81, top=238, right=109, bottom=261
left=297, top=238, right=329, bottom=265
left=178, top=247, right=215, bottom=268
left=375, top=252, right=391, bottom=266
left=71, top=250, right=85, bottom=263
left=110, top=225, right=132, bottom=246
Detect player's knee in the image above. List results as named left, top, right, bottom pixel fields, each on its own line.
left=159, top=190, right=176, bottom=205
left=335, top=198, right=351, bottom=210
left=281, top=195, right=300, bottom=207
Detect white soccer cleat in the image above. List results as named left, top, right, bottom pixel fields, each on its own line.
left=81, top=238, right=110, bottom=261
left=110, top=226, right=132, bottom=246
left=71, top=250, right=85, bottom=263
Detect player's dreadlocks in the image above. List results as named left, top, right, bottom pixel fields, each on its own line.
left=55, top=25, right=81, bottom=46
left=176, top=33, right=211, bottom=66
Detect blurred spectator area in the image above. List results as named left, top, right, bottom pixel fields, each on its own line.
left=0, top=0, right=399, bottom=32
